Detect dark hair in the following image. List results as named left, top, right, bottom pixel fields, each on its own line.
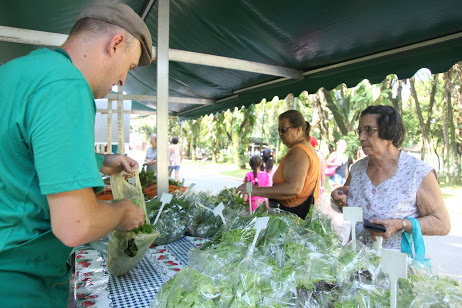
left=360, top=105, right=405, bottom=148
left=171, top=136, right=179, bottom=144
left=265, top=156, right=274, bottom=171
left=278, top=110, right=311, bottom=140
left=261, top=149, right=274, bottom=172
left=249, top=155, right=263, bottom=185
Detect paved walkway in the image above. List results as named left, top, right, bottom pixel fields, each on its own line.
left=179, top=160, right=242, bottom=192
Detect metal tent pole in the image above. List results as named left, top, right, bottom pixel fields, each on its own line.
left=156, top=0, right=170, bottom=197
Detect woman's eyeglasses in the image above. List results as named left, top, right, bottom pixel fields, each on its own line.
left=277, top=126, right=297, bottom=134
left=355, top=126, right=379, bottom=136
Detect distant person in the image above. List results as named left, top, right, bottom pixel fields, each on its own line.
left=0, top=1, right=150, bottom=305
left=326, top=139, right=349, bottom=190
left=168, top=136, right=184, bottom=182
left=243, top=155, right=271, bottom=212
left=237, top=110, right=320, bottom=219
left=261, top=148, right=275, bottom=186
left=310, top=136, right=327, bottom=196
left=144, top=134, right=157, bottom=173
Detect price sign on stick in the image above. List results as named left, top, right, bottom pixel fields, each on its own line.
left=153, top=193, right=173, bottom=226
left=246, top=182, right=253, bottom=213
left=243, top=216, right=269, bottom=262
left=185, top=183, right=196, bottom=192
left=381, top=249, right=408, bottom=308
left=212, top=202, right=226, bottom=225
left=372, top=236, right=383, bottom=253
left=343, top=207, right=363, bottom=251
left=180, top=178, right=185, bottom=189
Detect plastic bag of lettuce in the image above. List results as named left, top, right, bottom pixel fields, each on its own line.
left=106, top=171, right=159, bottom=276
left=180, top=191, right=225, bottom=238
left=150, top=203, right=462, bottom=307
left=146, top=196, right=190, bottom=245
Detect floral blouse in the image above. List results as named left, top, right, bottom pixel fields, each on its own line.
left=347, top=151, right=433, bottom=249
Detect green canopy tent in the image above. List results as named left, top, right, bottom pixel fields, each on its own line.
left=1, top=0, right=462, bottom=194
left=1, top=0, right=462, bottom=117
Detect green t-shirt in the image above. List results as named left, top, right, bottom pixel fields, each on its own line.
left=0, top=48, right=104, bottom=305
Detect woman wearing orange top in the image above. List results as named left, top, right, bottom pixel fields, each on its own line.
left=237, top=110, right=320, bottom=219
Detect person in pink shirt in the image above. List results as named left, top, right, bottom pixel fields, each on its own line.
left=261, top=148, right=275, bottom=186
left=243, top=155, right=270, bottom=212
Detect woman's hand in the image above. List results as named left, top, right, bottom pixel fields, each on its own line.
left=367, top=218, right=403, bottom=240
left=331, top=186, right=349, bottom=211
left=101, top=154, right=138, bottom=176
left=236, top=183, right=248, bottom=197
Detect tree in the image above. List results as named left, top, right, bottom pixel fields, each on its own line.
left=445, top=69, right=459, bottom=181
left=409, top=75, right=434, bottom=161
left=222, top=105, right=257, bottom=168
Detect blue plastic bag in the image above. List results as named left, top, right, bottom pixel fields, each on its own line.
left=401, top=217, right=431, bottom=268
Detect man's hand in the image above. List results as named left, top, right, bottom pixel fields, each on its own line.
left=113, top=198, right=145, bottom=231
left=331, top=186, right=349, bottom=211
left=100, top=154, right=139, bottom=176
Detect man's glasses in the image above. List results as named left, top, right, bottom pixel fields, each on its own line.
left=355, top=126, right=379, bottom=136
left=278, top=126, right=297, bottom=134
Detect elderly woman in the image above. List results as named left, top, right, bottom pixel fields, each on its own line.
left=144, top=134, right=157, bottom=173
left=237, top=110, right=320, bottom=219
left=331, top=105, right=450, bottom=249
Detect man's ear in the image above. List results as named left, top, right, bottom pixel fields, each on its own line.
left=107, top=34, right=125, bottom=57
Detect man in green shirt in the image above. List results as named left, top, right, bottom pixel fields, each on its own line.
left=0, top=2, right=153, bottom=307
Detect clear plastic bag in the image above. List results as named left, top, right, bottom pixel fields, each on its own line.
left=151, top=201, right=462, bottom=307
left=106, top=170, right=159, bottom=276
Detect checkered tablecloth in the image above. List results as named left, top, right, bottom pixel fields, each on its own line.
left=75, top=236, right=207, bottom=308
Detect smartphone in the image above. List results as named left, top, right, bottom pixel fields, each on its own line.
left=363, top=219, right=386, bottom=233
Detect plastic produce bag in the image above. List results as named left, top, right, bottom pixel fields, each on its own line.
left=106, top=170, right=159, bottom=276
left=151, top=203, right=462, bottom=307
left=148, top=196, right=189, bottom=245
left=181, top=191, right=224, bottom=238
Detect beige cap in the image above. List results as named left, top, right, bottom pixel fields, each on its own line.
left=77, top=1, right=153, bottom=66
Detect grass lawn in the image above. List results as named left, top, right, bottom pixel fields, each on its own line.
left=220, top=168, right=249, bottom=179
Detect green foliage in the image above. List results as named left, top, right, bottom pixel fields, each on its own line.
left=133, top=115, right=156, bottom=141
left=161, top=67, right=461, bottom=178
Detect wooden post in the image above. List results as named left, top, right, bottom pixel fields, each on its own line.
left=117, top=86, right=124, bottom=155
left=107, top=99, right=113, bottom=154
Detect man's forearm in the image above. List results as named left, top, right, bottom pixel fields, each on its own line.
left=48, top=188, right=128, bottom=247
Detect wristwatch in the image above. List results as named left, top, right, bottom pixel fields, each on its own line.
left=401, top=219, right=407, bottom=233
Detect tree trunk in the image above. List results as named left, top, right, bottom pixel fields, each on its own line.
left=442, top=99, right=449, bottom=181
left=425, top=75, right=438, bottom=135
left=322, top=88, right=348, bottom=136
left=182, top=127, right=190, bottom=157
left=191, top=121, right=198, bottom=161
left=284, top=93, right=294, bottom=111
left=312, top=93, right=329, bottom=145
left=445, top=71, right=457, bottom=181
left=409, top=77, right=430, bottom=161
left=211, top=119, right=220, bottom=164
left=391, top=80, right=403, bottom=115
